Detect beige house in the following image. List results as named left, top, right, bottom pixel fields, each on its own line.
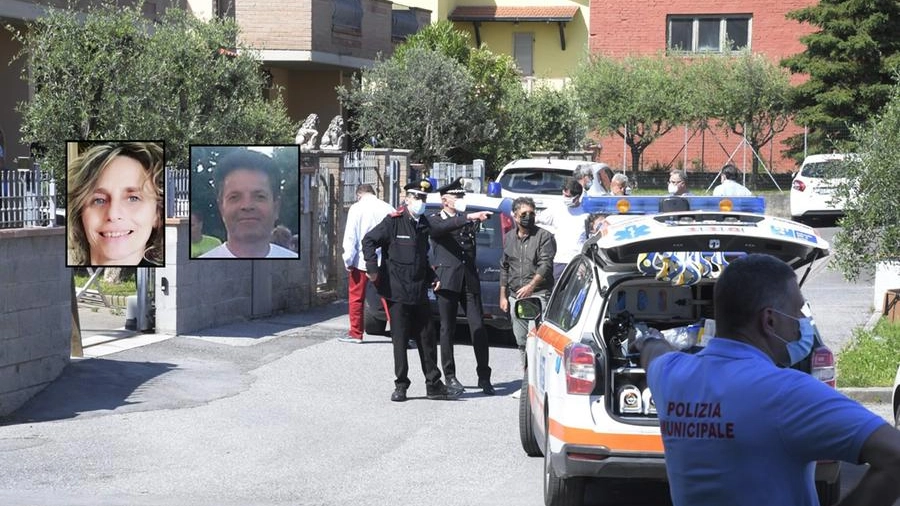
left=401, top=0, right=589, bottom=90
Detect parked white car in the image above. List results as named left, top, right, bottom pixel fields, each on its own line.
left=790, top=153, right=852, bottom=222
left=497, top=158, right=613, bottom=210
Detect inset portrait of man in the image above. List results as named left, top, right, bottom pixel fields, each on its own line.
left=66, top=141, right=165, bottom=267
left=192, top=146, right=298, bottom=259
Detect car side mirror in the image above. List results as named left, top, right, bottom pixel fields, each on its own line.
left=515, top=297, right=543, bottom=320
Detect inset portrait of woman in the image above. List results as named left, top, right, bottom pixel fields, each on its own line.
left=67, top=141, right=165, bottom=267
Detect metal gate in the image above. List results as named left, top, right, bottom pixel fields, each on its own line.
left=341, top=151, right=380, bottom=205
left=315, top=159, right=332, bottom=288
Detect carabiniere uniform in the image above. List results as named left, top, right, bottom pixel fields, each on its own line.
left=361, top=179, right=454, bottom=401
left=427, top=178, right=492, bottom=394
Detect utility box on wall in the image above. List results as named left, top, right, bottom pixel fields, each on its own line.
left=884, top=289, right=900, bottom=323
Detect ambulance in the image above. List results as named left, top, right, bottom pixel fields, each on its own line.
left=516, top=195, right=840, bottom=506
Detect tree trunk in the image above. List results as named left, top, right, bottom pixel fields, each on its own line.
left=103, top=267, right=130, bottom=284
left=630, top=144, right=643, bottom=174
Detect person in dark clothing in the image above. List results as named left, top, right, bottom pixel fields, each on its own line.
left=427, top=178, right=495, bottom=395
left=500, top=196, right=556, bottom=390
left=362, top=179, right=461, bottom=402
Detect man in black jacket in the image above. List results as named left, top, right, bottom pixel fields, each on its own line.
left=428, top=178, right=495, bottom=395
left=362, top=179, right=461, bottom=402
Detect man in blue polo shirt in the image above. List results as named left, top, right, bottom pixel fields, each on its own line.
left=634, top=253, right=900, bottom=506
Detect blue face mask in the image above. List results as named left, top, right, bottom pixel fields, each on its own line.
left=771, top=309, right=815, bottom=366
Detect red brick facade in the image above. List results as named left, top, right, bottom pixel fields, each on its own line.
left=588, top=0, right=816, bottom=174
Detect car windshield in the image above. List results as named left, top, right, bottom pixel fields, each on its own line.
left=498, top=168, right=572, bottom=195
left=801, top=160, right=846, bottom=179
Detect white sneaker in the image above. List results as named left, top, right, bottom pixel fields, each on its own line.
left=511, top=388, right=521, bottom=399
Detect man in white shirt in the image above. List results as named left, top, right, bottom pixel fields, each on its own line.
left=339, top=184, right=394, bottom=343
left=713, top=164, right=752, bottom=197
left=199, top=149, right=298, bottom=258
left=537, top=178, right=587, bottom=278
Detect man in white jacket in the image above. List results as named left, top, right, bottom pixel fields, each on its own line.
left=340, top=184, right=394, bottom=343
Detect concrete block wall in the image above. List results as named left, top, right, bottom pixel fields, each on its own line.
left=0, top=227, right=70, bottom=416
left=155, top=218, right=315, bottom=335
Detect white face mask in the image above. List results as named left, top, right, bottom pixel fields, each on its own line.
left=584, top=179, right=593, bottom=190
left=453, top=198, right=467, bottom=213
left=407, top=198, right=426, bottom=217
left=668, top=183, right=679, bottom=194
left=563, top=196, right=579, bottom=208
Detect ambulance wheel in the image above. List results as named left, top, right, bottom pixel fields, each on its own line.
left=519, top=370, right=542, bottom=457
left=544, top=411, right=584, bottom=506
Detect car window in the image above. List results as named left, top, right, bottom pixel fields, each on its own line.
left=801, top=160, right=845, bottom=178
left=475, top=212, right=502, bottom=249
left=425, top=203, right=503, bottom=250
left=498, top=168, right=572, bottom=195
left=545, top=258, right=594, bottom=332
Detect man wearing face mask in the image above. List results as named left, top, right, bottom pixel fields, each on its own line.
left=427, top=178, right=495, bottom=395
left=633, top=254, right=900, bottom=506
left=500, top=197, right=556, bottom=398
left=573, top=164, right=594, bottom=194
left=667, top=169, right=692, bottom=196
left=362, top=179, right=461, bottom=402
left=537, top=178, right=587, bottom=278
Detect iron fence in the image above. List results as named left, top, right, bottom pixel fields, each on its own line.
left=341, top=151, right=380, bottom=205
left=0, top=166, right=57, bottom=229
left=166, top=167, right=190, bottom=218
left=430, top=160, right=485, bottom=193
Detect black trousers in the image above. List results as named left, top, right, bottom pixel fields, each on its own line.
left=386, top=299, right=442, bottom=389
left=436, top=279, right=491, bottom=382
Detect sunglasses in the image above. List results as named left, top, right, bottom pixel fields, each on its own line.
left=669, top=180, right=684, bottom=184
left=517, top=211, right=535, bottom=219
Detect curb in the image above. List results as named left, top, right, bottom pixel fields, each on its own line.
left=839, top=387, right=892, bottom=404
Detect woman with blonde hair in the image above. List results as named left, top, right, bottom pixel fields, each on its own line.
left=67, top=142, right=165, bottom=266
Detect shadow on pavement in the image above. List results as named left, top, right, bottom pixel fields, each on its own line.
left=0, top=358, right=176, bottom=426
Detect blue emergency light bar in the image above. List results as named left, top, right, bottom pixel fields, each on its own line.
left=581, top=196, right=767, bottom=215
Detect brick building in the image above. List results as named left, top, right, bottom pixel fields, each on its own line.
left=588, top=0, right=817, bottom=176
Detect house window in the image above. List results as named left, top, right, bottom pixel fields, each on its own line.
left=514, top=33, right=534, bottom=76
left=333, top=0, right=363, bottom=35
left=392, top=10, right=419, bottom=42
left=667, top=16, right=751, bottom=53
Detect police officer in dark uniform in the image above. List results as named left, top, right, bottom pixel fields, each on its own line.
left=361, top=179, right=461, bottom=402
left=427, top=178, right=495, bottom=395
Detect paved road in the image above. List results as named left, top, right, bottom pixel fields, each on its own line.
left=801, top=226, right=876, bottom=353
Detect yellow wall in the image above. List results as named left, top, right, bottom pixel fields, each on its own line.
left=397, top=0, right=589, bottom=81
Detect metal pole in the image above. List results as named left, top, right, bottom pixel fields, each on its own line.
left=137, top=268, right=149, bottom=331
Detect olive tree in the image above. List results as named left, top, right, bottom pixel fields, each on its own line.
left=10, top=4, right=295, bottom=182
left=572, top=54, right=696, bottom=172
left=698, top=52, right=794, bottom=187
left=831, top=82, right=900, bottom=281
left=338, top=46, right=486, bottom=166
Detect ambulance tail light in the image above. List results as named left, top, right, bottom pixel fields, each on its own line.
left=811, top=346, right=836, bottom=388
left=565, top=343, right=596, bottom=395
